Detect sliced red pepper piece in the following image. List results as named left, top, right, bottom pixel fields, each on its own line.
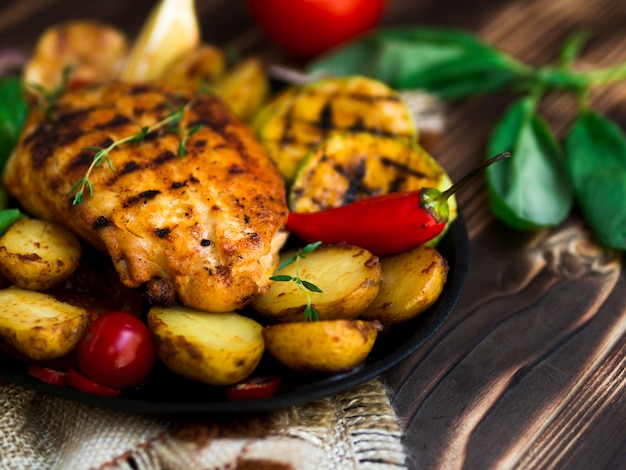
left=225, top=375, right=282, bottom=401
left=66, top=369, right=120, bottom=397
left=27, top=365, right=68, bottom=387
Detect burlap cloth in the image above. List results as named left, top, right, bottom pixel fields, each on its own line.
left=0, top=377, right=408, bottom=469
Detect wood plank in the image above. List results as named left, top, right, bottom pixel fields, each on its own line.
left=381, top=0, right=626, bottom=468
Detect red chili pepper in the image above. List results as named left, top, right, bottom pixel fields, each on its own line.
left=286, top=153, right=510, bottom=256
left=225, top=375, right=283, bottom=401
left=66, top=369, right=121, bottom=397
left=27, top=365, right=68, bottom=387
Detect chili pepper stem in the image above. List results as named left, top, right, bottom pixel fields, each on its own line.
left=421, top=152, right=511, bottom=224
left=439, top=152, right=511, bottom=201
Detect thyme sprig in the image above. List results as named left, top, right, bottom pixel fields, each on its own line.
left=69, top=97, right=202, bottom=205
left=270, top=241, right=323, bottom=321
left=28, top=66, right=73, bottom=122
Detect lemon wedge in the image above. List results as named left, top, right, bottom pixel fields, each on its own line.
left=121, top=0, right=200, bottom=81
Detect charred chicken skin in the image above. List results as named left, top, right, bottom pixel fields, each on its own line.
left=3, top=81, right=288, bottom=312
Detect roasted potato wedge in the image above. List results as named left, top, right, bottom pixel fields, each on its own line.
left=0, top=287, right=91, bottom=360
left=263, top=319, right=381, bottom=374
left=251, top=244, right=381, bottom=323
left=163, top=43, right=226, bottom=90
left=0, top=218, right=82, bottom=291
left=361, top=245, right=449, bottom=326
left=213, top=56, right=269, bottom=122
left=148, top=305, right=265, bottom=386
left=23, top=20, right=128, bottom=95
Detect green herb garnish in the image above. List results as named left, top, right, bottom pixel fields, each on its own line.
left=69, top=98, right=202, bottom=205
left=0, top=208, right=23, bottom=237
left=270, top=241, right=323, bottom=321
left=0, top=76, right=28, bottom=172
left=28, top=66, right=73, bottom=122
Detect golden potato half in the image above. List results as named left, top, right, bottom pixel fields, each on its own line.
left=361, top=245, right=449, bottom=326
left=148, top=305, right=265, bottom=386
left=0, top=287, right=90, bottom=360
left=263, top=319, right=381, bottom=374
left=0, top=217, right=82, bottom=291
left=251, top=244, right=381, bottom=323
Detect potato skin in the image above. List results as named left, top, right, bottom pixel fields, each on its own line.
left=360, top=245, right=449, bottom=326
left=251, top=244, right=381, bottom=323
left=262, top=319, right=381, bottom=374
left=148, top=306, right=265, bottom=386
left=0, top=218, right=82, bottom=291
left=213, top=56, right=270, bottom=123
left=0, top=287, right=91, bottom=360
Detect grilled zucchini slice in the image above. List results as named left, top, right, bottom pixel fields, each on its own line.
left=289, top=132, right=456, bottom=245
left=253, top=75, right=416, bottom=182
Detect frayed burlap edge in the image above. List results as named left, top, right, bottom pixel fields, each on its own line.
left=0, top=378, right=407, bottom=470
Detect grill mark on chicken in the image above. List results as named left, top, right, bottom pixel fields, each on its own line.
left=153, top=150, right=176, bottom=165
left=120, top=161, right=139, bottom=175
left=108, top=150, right=177, bottom=183
left=92, top=216, right=111, bottom=229
left=124, top=189, right=161, bottom=207
left=28, top=123, right=86, bottom=169
left=68, top=138, right=113, bottom=171
left=154, top=227, right=171, bottom=239
left=93, top=113, right=131, bottom=130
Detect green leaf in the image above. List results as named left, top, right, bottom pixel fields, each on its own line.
left=577, top=172, right=626, bottom=249
left=0, top=208, right=23, bottom=236
left=277, top=255, right=297, bottom=271
left=307, top=27, right=529, bottom=99
left=0, top=77, right=28, bottom=172
left=301, top=241, right=322, bottom=254
left=565, top=111, right=626, bottom=249
left=565, top=110, right=626, bottom=191
left=269, top=274, right=293, bottom=282
left=301, top=280, right=323, bottom=293
left=559, top=30, right=589, bottom=67
left=487, top=96, right=573, bottom=230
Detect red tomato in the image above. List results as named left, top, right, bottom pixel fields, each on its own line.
left=225, top=375, right=283, bottom=401
left=246, top=0, right=386, bottom=60
left=66, top=369, right=120, bottom=397
left=27, top=365, right=67, bottom=387
left=77, top=311, right=155, bottom=390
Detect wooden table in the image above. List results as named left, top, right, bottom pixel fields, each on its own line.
left=2, top=0, right=625, bottom=468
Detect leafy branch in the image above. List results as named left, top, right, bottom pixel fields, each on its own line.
left=270, top=241, right=323, bottom=321
left=28, top=66, right=73, bottom=122
left=69, top=97, right=202, bottom=205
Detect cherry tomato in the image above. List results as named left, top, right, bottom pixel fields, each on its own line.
left=77, top=311, right=155, bottom=390
left=246, top=0, right=386, bottom=60
left=27, top=365, right=67, bottom=387
left=66, top=369, right=120, bottom=397
left=225, top=375, right=283, bottom=401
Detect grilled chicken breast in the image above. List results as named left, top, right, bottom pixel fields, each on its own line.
left=3, top=81, right=288, bottom=312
